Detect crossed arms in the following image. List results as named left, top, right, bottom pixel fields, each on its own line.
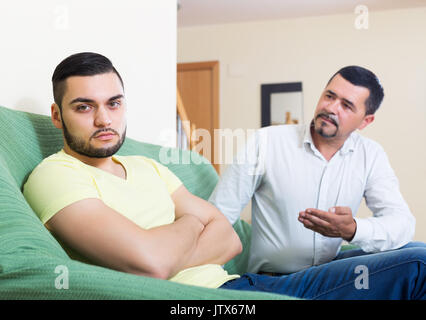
left=45, top=185, right=242, bottom=280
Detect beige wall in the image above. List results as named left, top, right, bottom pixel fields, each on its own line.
left=0, top=0, right=177, bottom=147
left=178, top=7, right=426, bottom=241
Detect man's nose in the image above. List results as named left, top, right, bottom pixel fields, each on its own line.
left=324, top=99, right=340, bottom=114
left=94, top=106, right=112, bottom=127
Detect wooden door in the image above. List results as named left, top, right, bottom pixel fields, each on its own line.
left=177, top=61, right=219, bottom=172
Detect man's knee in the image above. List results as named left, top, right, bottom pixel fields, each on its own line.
left=401, top=241, right=426, bottom=250
left=398, top=245, right=426, bottom=265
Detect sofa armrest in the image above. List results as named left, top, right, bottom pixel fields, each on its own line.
left=0, top=251, right=294, bottom=300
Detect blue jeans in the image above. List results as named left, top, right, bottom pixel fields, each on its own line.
left=220, top=242, right=426, bottom=300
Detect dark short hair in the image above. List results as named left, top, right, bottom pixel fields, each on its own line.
left=327, top=66, right=384, bottom=115
left=52, top=52, right=124, bottom=109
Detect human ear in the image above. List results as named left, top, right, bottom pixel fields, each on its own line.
left=51, top=103, right=63, bottom=129
left=358, top=114, right=374, bottom=130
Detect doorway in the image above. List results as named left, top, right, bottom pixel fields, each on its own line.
left=177, top=61, right=219, bottom=172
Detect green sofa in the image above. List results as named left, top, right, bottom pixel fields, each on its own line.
left=0, top=105, right=297, bottom=300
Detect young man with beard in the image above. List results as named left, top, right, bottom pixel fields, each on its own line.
left=24, top=55, right=425, bottom=299
left=23, top=52, right=242, bottom=286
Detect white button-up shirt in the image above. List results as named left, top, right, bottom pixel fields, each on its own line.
left=209, top=124, right=415, bottom=274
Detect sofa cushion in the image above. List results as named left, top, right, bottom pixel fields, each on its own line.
left=0, top=106, right=68, bottom=258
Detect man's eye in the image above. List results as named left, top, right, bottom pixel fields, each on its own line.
left=110, top=101, right=121, bottom=107
left=77, top=105, right=91, bottom=111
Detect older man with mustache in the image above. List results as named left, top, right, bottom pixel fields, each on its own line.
left=210, top=66, right=426, bottom=299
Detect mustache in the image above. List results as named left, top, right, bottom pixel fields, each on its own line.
left=316, top=112, right=339, bottom=127
left=91, top=128, right=120, bottom=139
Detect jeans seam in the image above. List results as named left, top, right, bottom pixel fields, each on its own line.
left=311, top=258, right=425, bottom=300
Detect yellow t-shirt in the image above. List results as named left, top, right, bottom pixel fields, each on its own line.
left=23, top=149, right=239, bottom=288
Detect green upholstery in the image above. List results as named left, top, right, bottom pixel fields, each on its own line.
left=0, top=105, right=295, bottom=300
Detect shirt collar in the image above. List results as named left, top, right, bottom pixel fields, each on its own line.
left=301, top=120, right=355, bottom=156
left=301, top=122, right=314, bottom=148
left=339, top=133, right=355, bottom=155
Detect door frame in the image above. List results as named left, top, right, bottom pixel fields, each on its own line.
left=177, top=61, right=220, bottom=171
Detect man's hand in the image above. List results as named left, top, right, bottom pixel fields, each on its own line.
left=298, top=206, right=357, bottom=241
